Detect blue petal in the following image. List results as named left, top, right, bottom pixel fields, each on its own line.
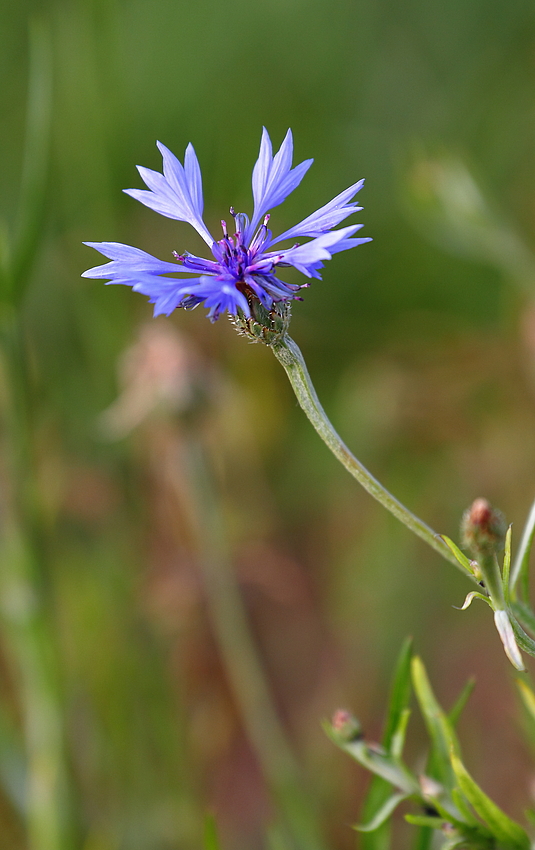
left=327, top=235, right=373, bottom=255
left=82, top=242, right=185, bottom=279
left=274, top=226, right=362, bottom=277
left=247, top=128, right=313, bottom=240
left=268, top=180, right=366, bottom=246
left=190, top=276, right=251, bottom=321
left=131, top=275, right=205, bottom=296
left=151, top=288, right=194, bottom=317
left=123, top=142, right=214, bottom=246
left=184, top=143, right=204, bottom=214
left=251, top=127, right=273, bottom=206
left=130, top=275, right=208, bottom=316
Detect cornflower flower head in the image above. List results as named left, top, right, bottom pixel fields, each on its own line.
left=82, top=129, right=371, bottom=329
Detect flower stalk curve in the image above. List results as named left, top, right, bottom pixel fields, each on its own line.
left=271, top=334, right=475, bottom=577
left=83, top=127, right=468, bottom=575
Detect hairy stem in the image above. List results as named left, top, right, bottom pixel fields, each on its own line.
left=272, top=335, right=473, bottom=578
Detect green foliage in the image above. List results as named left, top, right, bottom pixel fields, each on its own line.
left=442, top=517, right=535, bottom=672
left=511, top=499, right=535, bottom=604
left=359, top=637, right=413, bottom=850
left=438, top=536, right=476, bottom=578
left=411, top=656, right=459, bottom=790
left=329, top=647, right=532, bottom=850
left=451, top=753, right=530, bottom=850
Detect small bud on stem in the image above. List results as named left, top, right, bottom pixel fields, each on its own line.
left=331, top=709, right=362, bottom=742
left=460, top=498, right=507, bottom=558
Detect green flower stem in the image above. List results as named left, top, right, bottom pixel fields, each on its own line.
left=477, top=554, right=505, bottom=611
left=272, top=335, right=473, bottom=578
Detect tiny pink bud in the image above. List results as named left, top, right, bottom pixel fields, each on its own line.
left=460, top=498, right=507, bottom=557
left=331, top=709, right=362, bottom=741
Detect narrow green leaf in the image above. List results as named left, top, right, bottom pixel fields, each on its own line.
left=409, top=824, right=434, bottom=850
left=413, top=674, right=478, bottom=841
left=204, top=814, right=222, bottom=850
left=391, top=708, right=411, bottom=760
left=421, top=787, right=477, bottom=831
left=503, top=525, right=513, bottom=604
left=454, top=591, right=492, bottom=611
left=359, top=637, right=414, bottom=850
left=517, top=679, right=535, bottom=724
left=448, top=679, right=475, bottom=728
left=360, top=799, right=392, bottom=850
left=451, top=788, right=483, bottom=829
left=509, top=614, right=535, bottom=659
left=411, top=793, right=508, bottom=849
left=383, top=636, right=414, bottom=748
left=404, top=814, right=443, bottom=829
left=325, top=722, right=418, bottom=794
left=511, top=600, right=535, bottom=636
left=439, top=536, right=475, bottom=576
left=411, top=657, right=459, bottom=789
left=511, top=497, right=535, bottom=602
left=451, top=752, right=530, bottom=849
left=516, top=679, right=535, bottom=756
left=354, top=793, right=410, bottom=832
left=414, top=800, right=494, bottom=849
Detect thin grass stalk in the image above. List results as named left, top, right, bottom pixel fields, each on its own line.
left=181, top=437, right=328, bottom=850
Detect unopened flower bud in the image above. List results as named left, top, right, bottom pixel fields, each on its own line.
left=331, top=709, right=362, bottom=742
left=460, top=498, right=507, bottom=557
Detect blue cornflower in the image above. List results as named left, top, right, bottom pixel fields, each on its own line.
left=83, top=129, right=371, bottom=322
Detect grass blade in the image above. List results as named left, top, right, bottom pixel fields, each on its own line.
left=355, top=793, right=410, bottom=832
left=451, top=752, right=530, bottom=849
left=448, top=679, right=475, bottom=728
left=359, top=637, right=413, bottom=850
left=411, top=657, right=459, bottom=789
left=511, top=497, right=535, bottom=603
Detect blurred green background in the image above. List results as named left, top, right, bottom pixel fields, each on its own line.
left=2, top=0, right=535, bottom=848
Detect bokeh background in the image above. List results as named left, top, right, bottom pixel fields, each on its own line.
left=2, top=1, right=535, bottom=848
